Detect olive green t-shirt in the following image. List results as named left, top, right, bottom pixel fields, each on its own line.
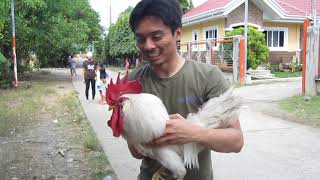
left=129, top=60, right=229, bottom=180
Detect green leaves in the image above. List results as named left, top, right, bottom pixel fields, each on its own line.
left=0, top=52, right=12, bottom=88
left=178, top=0, right=193, bottom=13
left=104, top=1, right=194, bottom=63
left=226, top=27, right=269, bottom=70
left=0, top=0, right=10, bottom=39
left=106, top=7, right=138, bottom=59
left=0, top=0, right=103, bottom=67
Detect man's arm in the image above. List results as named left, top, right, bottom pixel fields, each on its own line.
left=196, top=119, right=243, bottom=152
left=148, top=114, right=243, bottom=153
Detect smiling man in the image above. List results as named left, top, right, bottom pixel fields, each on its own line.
left=128, top=0, right=244, bottom=179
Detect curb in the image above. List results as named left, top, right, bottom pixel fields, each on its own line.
left=250, top=77, right=301, bottom=84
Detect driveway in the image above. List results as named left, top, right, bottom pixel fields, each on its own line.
left=72, top=69, right=320, bottom=180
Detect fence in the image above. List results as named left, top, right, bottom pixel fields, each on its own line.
left=303, top=19, right=320, bottom=96
left=178, top=36, right=245, bottom=84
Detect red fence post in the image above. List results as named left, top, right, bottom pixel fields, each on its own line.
left=302, top=18, right=311, bottom=95
left=239, top=37, right=245, bottom=86
left=318, top=35, right=320, bottom=78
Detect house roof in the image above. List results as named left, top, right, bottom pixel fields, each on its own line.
left=183, top=0, right=230, bottom=19
left=183, top=0, right=320, bottom=21
left=276, top=0, right=319, bottom=16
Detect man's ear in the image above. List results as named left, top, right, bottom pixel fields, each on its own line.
left=175, top=27, right=182, bottom=41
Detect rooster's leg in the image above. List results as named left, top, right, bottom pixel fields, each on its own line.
left=152, top=167, right=168, bottom=180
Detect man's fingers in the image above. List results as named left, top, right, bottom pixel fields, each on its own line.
left=152, top=134, right=176, bottom=146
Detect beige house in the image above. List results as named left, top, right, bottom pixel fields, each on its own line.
left=181, top=0, right=319, bottom=64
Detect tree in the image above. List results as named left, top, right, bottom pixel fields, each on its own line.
left=0, top=0, right=103, bottom=68
left=0, top=0, right=9, bottom=39
left=106, top=7, right=138, bottom=65
left=0, top=0, right=12, bottom=88
left=93, top=34, right=106, bottom=64
left=104, top=1, right=194, bottom=66
left=178, top=0, right=194, bottom=13
left=226, top=27, right=269, bottom=70
left=0, top=52, right=12, bottom=88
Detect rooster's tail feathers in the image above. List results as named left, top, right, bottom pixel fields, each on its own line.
left=191, top=88, right=242, bottom=129
left=184, top=143, right=201, bottom=169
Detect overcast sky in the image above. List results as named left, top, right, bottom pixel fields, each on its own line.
left=89, top=0, right=208, bottom=28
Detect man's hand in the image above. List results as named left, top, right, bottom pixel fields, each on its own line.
left=147, top=114, right=203, bottom=147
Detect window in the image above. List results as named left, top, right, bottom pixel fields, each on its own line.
left=263, top=27, right=287, bottom=50
left=203, top=26, right=218, bottom=48
left=204, top=28, right=217, bottom=40
left=192, top=30, right=198, bottom=50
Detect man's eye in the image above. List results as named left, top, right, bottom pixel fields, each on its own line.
left=136, top=37, right=145, bottom=43
left=152, top=35, right=163, bottom=41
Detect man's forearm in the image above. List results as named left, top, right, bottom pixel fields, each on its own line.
left=195, top=121, right=243, bottom=153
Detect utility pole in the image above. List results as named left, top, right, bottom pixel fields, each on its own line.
left=110, top=3, right=112, bottom=26
left=244, top=0, right=248, bottom=74
left=10, top=0, right=18, bottom=87
left=312, top=0, right=317, bottom=25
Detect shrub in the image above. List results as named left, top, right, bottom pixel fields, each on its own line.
left=269, top=63, right=280, bottom=73
left=226, top=27, right=269, bottom=70
left=0, top=52, right=13, bottom=89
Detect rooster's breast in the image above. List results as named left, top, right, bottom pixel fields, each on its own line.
left=121, top=93, right=169, bottom=144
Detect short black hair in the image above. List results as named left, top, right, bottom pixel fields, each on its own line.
left=129, top=0, right=182, bottom=34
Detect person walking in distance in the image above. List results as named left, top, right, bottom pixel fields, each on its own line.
left=69, top=55, right=77, bottom=77
left=83, top=52, right=97, bottom=102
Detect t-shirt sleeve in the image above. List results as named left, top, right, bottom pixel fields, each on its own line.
left=204, top=66, right=230, bottom=100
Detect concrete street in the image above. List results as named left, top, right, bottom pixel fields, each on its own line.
left=72, top=68, right=320, bottom=180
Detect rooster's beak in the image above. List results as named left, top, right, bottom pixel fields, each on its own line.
left=108, top=106, right=114, bottom=111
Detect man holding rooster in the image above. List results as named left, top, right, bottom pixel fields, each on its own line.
left=125, top=0, right=244, bottom=179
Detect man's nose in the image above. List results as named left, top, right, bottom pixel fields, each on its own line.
left=144, top=38, right=156, bottom=50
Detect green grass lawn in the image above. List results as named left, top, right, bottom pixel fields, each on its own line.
left=272, top=71, right=302, bottom=78
left=0, top=70, right=115, bottom=179
left=279, top=95, right=320, bottom=126
left=0, top=83, right=54, bottom=136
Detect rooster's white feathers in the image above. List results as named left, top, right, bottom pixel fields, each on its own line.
left=119, top=88, right=241, bottom=178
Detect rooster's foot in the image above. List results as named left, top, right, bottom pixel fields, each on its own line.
left=152, top=167, right=184, bottom=180
left=152, top=167, right=169, bottom=180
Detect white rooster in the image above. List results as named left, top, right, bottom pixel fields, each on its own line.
left=106, top=72, right=241, bottom=179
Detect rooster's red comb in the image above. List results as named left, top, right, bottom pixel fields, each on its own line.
left=106, top=71, right=143, bottom=106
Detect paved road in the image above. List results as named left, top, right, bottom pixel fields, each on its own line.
left=214, top=80, right=320, bottom=180
left=71, top=68, right=320, bottom=180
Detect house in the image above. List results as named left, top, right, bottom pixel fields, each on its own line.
left=181, top=0, right=319, bottom=65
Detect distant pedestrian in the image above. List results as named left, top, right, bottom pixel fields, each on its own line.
left=82, top=52, right=97, bottom=102
left=69, top=55, right=77, bottom=77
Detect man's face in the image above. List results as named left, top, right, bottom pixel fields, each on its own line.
left=134, top=16, right=181, bottom=66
